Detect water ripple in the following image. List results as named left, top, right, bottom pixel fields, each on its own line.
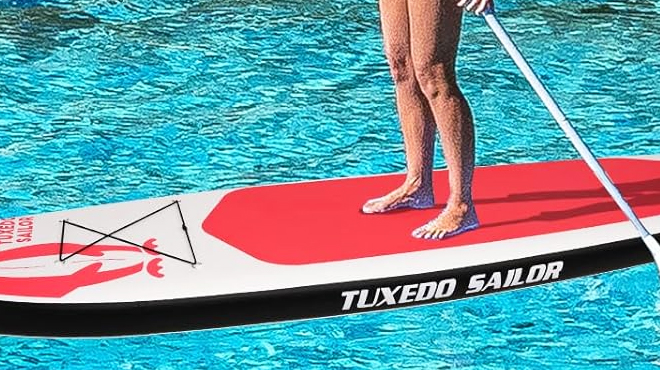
left=1, top=0, right=660, bottom=368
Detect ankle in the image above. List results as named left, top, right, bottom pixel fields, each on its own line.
left=445, top=198, right=472, bottom=212
left=404, top=174, right=430, bottom=193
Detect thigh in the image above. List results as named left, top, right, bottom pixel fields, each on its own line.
left=407, top=0, right=463, bottom=75
left=379, top=0, right=414, bottom=80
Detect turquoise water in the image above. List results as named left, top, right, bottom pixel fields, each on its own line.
left=1, top=0, right=659, bottom=368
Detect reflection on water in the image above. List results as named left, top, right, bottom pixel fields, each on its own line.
left=0, top=0, right=659, bottom=368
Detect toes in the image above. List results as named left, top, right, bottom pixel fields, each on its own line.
left=426, top=229, right=440, bottom=239
left=425, top=229, right=448, bottom=240
left=361, top=198, right=382, bottom=214
left=412, top=222, right=468, bottom=240
left=412, top=223, right=448, bottom=239
left=412, top=225, right=429, bottom=238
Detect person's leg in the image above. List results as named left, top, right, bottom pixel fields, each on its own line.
left=362, top=0, right=437, bottom=214
left=407, top=0, right=479, bottom=238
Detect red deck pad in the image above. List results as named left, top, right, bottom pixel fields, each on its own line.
left=203, top=159, right=660, bottom=265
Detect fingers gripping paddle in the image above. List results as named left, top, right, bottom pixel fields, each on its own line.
left=481, top=8, right=660, bottom=272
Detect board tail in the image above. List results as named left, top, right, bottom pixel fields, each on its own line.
left=482, top=9, right=660, bottom=274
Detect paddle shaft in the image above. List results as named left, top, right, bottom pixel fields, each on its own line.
left=482, top=10, right=660, bottom=267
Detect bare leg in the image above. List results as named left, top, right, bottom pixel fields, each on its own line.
left=407, top=0, right=479, bottom=238
left=362, top=0, right=437, bottom=214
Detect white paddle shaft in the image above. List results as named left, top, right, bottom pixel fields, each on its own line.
left=482, top=10, right=660, bottom=269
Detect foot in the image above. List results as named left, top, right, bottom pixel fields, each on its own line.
left=362, top=180, right=435, bottom=214
left=412, top=202, right=479, bottom=239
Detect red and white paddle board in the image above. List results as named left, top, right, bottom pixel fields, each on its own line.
left=0, top=156, right=659, bottom=337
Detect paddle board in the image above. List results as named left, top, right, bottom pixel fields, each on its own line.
left=0, top=156, right=659, bottom=337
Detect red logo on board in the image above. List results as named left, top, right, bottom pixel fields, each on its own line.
left=0, top=239, right=164, bottom=298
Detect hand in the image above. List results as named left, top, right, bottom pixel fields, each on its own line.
left=457, top=0, right=493, bottom=15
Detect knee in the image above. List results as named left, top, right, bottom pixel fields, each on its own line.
left=385, top=46, right=416, bottom=84
left=412, top=60, right=457, bottom=100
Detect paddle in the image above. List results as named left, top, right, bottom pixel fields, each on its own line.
left=481, top=7, right=660, bottom=271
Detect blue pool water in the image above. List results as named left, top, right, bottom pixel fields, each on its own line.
left=1, top=0, right=659, bottom=368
